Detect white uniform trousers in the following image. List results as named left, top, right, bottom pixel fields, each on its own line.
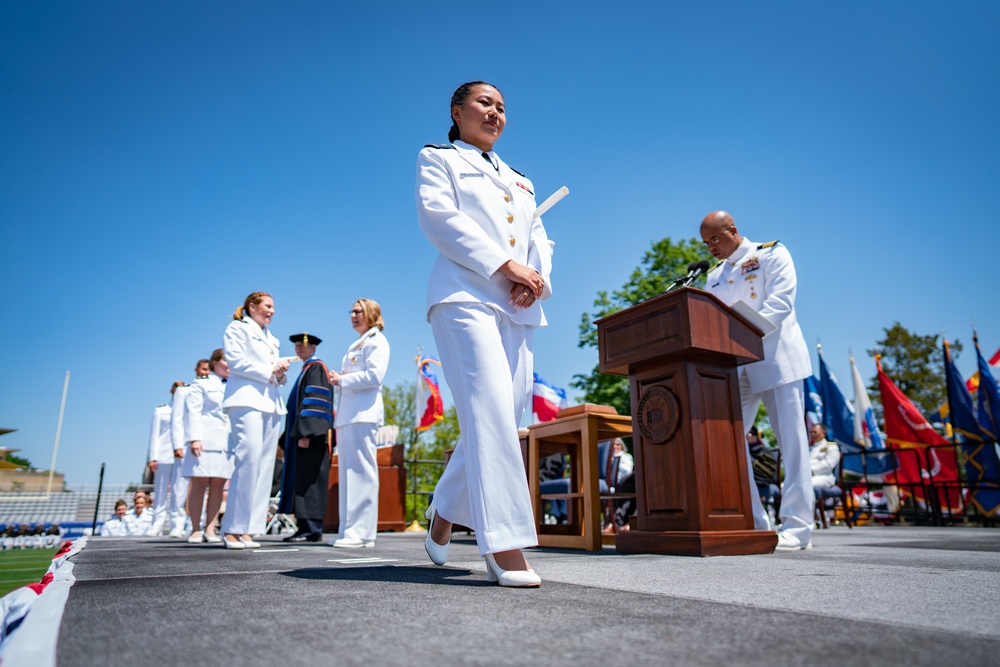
left=740, top=373, right=814, bottom=544
left=430, top=302, right=538, bottom=556
left=221, top=407, right=281, bottom=536
left=336, top=422, right=379, bottom=542
left=151, top=462, right=187, bottom=534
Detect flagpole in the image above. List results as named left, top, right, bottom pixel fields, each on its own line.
left=46, top=370, right=70, bottom=497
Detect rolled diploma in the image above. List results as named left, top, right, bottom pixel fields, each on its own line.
left=533, top=186, right=569, bottom=219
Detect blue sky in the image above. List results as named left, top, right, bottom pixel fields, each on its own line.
left=2, top=2, right=997, bottom=486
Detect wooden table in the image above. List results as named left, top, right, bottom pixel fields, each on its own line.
left=527, top=405, right=632, bottom=551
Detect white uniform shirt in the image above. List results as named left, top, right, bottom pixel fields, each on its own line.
left=222, top=317, right=287, bottom=414
left=810, top=439, right=841, bottom=487
left=705, top=237, right=812, bottom=393
left=99, top=516, right=128, bottom=537
left=335, top=327, right=390, bottom=427
left=170, top=384, right=193, bottom=451
left=415, top=140, right=554, bottom=326
left=184, top=373, right=230, bottom=451
left=123, top=508, right=154, bottom=536
left=148, top=404, right=174, bottom=464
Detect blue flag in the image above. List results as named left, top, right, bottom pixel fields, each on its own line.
left=943, top=341, right=985, bottom=442
left=817, top=348, right=857, bottom=451
left=968, top=333, right=1000, bottom=516
left=946, top=339, right=1000, bottom=516
left=975, top=333, right=1000, bottom=440
left=803, top=375, right=824, bottom=428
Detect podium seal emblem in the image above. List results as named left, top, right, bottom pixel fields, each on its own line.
left=637, top=385, right=680, bottom=444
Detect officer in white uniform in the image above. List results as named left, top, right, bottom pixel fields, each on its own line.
left=220, top=292, right=289, bottom=549
left=162, top=359, right=208, bottom=537
left=329, top=300, right=390, bottom=548
left=700, top=210, right=814, bottom=551
left=809, top=424, right=841, bottom=490
left=416, top=81, right=553, bottom=586
left=148, top=385, right=179, bottom=536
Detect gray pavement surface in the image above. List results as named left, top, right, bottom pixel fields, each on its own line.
left=57, top=525, right=1000, bottom=666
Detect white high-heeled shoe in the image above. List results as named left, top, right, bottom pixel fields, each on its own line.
left=223, top=537, right=245, bottom=550
left=484, top=553, right=541, bottom=588
left=424, top=503, right=449, bottom=566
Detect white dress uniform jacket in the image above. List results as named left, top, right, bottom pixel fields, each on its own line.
left=170, top=385, right=192, bottom=451
left=183, top=373, right=234, bottom=479
left=335, top=327, right=390, bottom=427
left=810, top=439, right=841, bottom=489
left=416, top=140, right=555, bottom=325
left=148, top=405, right=173, bottom=464
left=704, top=237, right=812, bottom=392
left=184, top=374, right=230, bottom=450
left=222, top=317, right=287, bottom=415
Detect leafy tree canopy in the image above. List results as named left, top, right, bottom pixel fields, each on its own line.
left=867, top=322, right=961, bottom=421
left=571, top=236, right=713, bottom=415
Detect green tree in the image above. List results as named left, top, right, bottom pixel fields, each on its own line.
left=571, top=236, right=714, bottom=414
left=866, top=322, right=961, bottom=422
left=382, top=381, right=462, bottom=522
left=5, top=453, right=32, bottom=469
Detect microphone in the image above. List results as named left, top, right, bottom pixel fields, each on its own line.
left=665, top=260, right=711, bottom=293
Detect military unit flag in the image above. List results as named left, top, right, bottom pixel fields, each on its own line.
left=532, top=373, right=569, bottom=422
left=415, top=355, right=444, bottom=432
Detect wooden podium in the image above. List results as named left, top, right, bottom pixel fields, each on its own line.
left=596, top=287, right=777, bottom=556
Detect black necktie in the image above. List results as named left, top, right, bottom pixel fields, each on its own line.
left=482, top=151, right=499, bottom=173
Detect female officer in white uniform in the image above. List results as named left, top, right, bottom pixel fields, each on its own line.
left=220, top=291, right=289, bottom=549
left=183, top=348, right=234, bottom=543
left=328, top=298, right=390, bottom=548
left=416, top=81, right=554, bottom=587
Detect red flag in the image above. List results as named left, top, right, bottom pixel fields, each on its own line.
left=877, top=358, right=961, bottom=512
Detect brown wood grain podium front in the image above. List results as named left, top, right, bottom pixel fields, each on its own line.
left=596, top=287, right=777, bottom=556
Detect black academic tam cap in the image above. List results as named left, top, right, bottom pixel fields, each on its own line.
left=289, top=332, right=322, bottom=346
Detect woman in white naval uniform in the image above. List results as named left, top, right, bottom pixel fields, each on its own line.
left=220, top=292, right=290, bottom=549
left=328, top=298, right=390, bottom=548
left=183, top=348, right=234, bottom=544
left=416, top=81, right=554, bottom=587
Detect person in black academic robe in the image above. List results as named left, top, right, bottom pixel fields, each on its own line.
left=279, top=332, right=334, bottom=542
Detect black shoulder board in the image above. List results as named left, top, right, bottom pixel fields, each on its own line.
left=424, top=144, right=455, bottom=150
left=711, top=259, right=725, bottom=271
left=757, top=240, right=780, bottom=250
left=509, top=166, right=526, bottom=177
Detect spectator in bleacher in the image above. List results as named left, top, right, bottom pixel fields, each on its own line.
left=183, top=348, right=234, bottom=544
left=99, top=500, right=129, bottom=537
left=149, top=381, right=183, bottom=536
left=124, top=491, right=154, bottom=536
left=220, top=292, right=289, bottom=550
left=809, top=424, right=841, bottom=492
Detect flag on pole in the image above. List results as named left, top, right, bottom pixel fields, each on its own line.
left=817, top=347, right=857, bottom=450
left=943, top=340, right=986, bottom=442
left=975, top=333, right=1000, bottom=440
left=954, top=334, right=1000, bottom=516
left=532, top=373, right=569, bottom=422
left=415, top=355, right=444, bottom=432
left=877, top=356, right=960, bottom=512
left=850, top=356, right=884, bottom=450
left=803, top=375, right=824, bottom=429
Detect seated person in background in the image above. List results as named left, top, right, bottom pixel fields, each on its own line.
left=747, top=427, right=780, bottom=511
left=123, top=491, right=155, bottom=536
left=99, top=500, right=129, bottom=537
left=609, top=438, right=633, bottom=488
left=809, top=424, right=841, bottom=493
left=539, top=453, right=567, bottom=524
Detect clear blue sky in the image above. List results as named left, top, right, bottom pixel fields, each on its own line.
left=2, top=2, right=997, bottom=486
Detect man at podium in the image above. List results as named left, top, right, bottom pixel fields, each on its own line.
left=699, top=211, right=814, bottom=551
